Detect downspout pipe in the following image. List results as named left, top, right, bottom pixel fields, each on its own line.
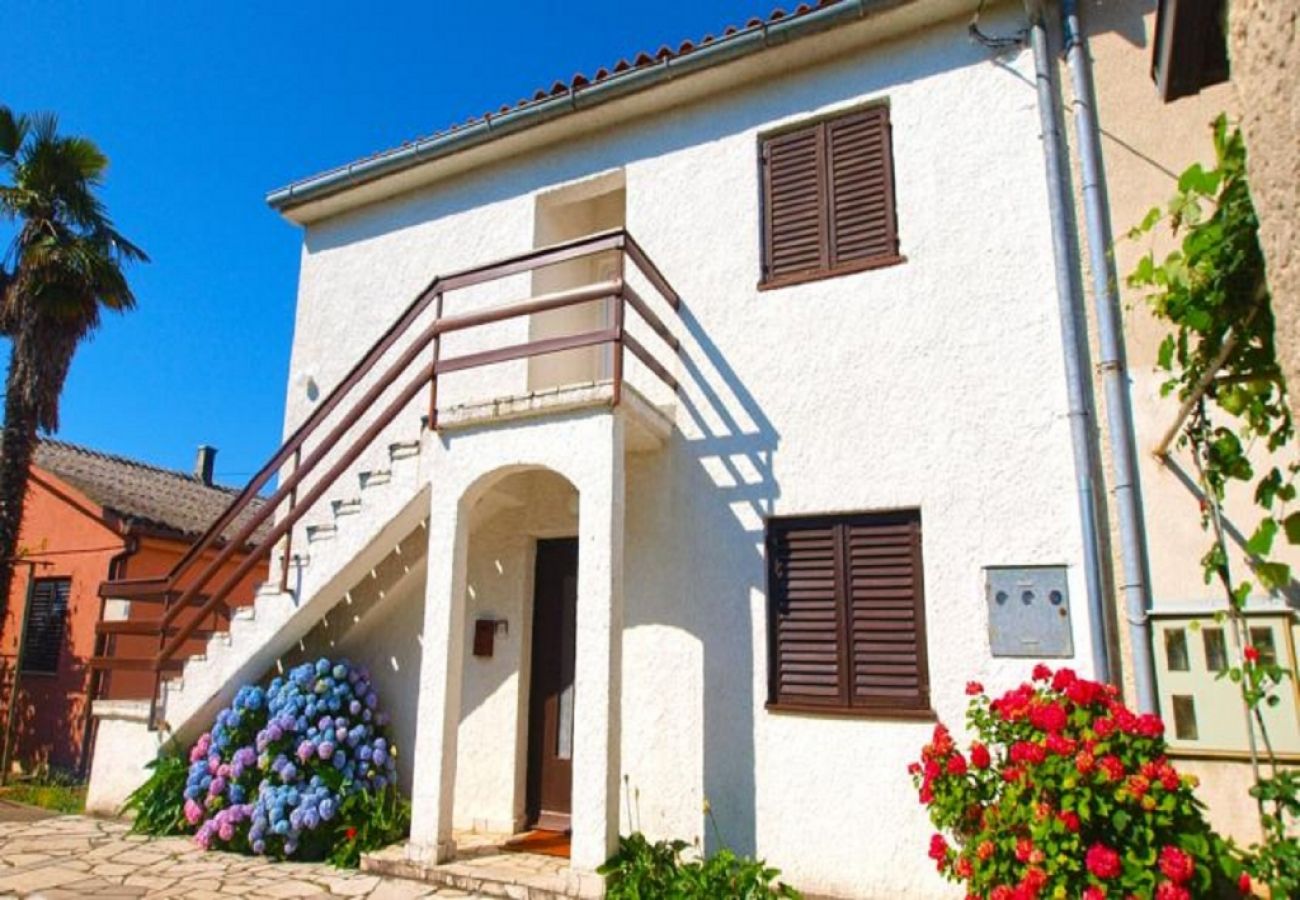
left=1024, top=1, right=1113, bottom=685
left=1060, top=0, right=1158, bottom=713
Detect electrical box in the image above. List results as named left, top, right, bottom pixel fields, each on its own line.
left=986, top=566, right=1074, bottom=658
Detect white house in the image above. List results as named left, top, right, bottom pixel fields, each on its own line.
left=87, top=1, right=1284, bottom=897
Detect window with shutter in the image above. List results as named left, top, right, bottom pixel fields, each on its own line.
left=767, top=511, right=930, bottom=716
left=21, top=578, right=71, bottom=674
left=759, top=103, right=901, bottom=289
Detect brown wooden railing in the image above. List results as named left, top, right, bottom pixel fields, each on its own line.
left=91, top=229, right=682, bottom=727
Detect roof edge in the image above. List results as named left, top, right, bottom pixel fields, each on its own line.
left=266, top=0, right=913, bottom=218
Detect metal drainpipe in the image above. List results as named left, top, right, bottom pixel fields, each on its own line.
left=1024, top=1, right=1113, bottom=685
left=1060, top=0, right=1158, bottom=713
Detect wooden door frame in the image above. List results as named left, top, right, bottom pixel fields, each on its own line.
left=523, top=535, right=579, bottom=833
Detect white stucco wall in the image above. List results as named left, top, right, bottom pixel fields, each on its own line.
left=281, top=6, right=1094, bottom=897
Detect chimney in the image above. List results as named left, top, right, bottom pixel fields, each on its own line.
left=194, top=445, right=217, bottom=486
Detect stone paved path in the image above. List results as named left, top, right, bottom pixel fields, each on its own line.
left=0, top=814, right=486, bottom=898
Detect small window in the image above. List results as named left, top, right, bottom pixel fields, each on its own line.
left=1171, top=694, right=1199, bottom=741
left=766, top=509, right=930, bottom=716
left=1164, top=628, right=1190, bottom=671
left=759, top=104, right=902, bottom=289
left=21, top=578, right=71, bottom=674
left=1203, top=627, right=1228, bottom=673
left=1248, top=627, right=1278, bottom=667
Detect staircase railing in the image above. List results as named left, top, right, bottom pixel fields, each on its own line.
left=91, top=229, right=682, bottom=728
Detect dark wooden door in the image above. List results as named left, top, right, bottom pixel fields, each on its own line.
left=526, top=538, right=578, bottom=831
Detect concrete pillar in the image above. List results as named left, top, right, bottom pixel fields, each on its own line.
left=408, top=480, right=470, bottom=864
left=569, top=416, right=626, bottom=871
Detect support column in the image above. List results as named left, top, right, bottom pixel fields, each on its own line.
left=570, top=417, right=626, bottom=871
left=408, top=480, right=470, bottom=864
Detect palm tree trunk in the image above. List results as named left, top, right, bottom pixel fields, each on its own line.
left=0, top=362, right=40, bottom=624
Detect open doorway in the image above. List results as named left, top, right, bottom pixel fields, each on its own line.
left=528, top=172, right=626, bottom=392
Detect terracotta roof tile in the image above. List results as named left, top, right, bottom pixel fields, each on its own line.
left=32, top=439, right=270, bottom=545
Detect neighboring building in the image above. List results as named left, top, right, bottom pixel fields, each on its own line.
left=81, top=1, right=1296, bottom=897
left=1091, top=0, right=1299, bottom=841
left=0, top=440, right=268, bottom=777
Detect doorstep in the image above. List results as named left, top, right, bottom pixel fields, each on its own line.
left=363, top=832, right=604, bottom=899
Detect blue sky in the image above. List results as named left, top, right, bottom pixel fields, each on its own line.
left=1, top=1, right=761, bottom=484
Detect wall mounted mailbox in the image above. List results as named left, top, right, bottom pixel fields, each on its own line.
left=473, top=619, right=496, bottom=658
left=986, top=566, right=1073, bottom=658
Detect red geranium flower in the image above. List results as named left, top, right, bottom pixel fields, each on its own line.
left=1243, top=645, right=1260, bottom=664
left=1015, top=837, right=1034, bottom=862
left=1158, top=846, right=1194, bottom=884
left=1155, top=882, right=1190, bottom=900
left=1032, top=663, right=1052, bottom=681
left=966, top=680, right=984, bottom=696
left=947, top=753, right=968, bottom=776
left=1238, top=872, right=1252, bottom=894
left=928, top=833, right=950, bottom=862
left=1086, top=843, right=1122, bottom=880
left=970, top=742, right=991, bottom=769
left=1081, top=888, right=1105, bottom=900
left=1057, top=810, right=1081, bottom=832
left=346, top=826, right=358, bottom=840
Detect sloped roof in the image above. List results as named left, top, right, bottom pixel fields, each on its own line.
left=32, top=438, right=270, bottom=545
left=269, top=0, right=910, bottom=212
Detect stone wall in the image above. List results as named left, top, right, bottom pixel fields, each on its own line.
left=1230, top=0, right=1300, bottom=415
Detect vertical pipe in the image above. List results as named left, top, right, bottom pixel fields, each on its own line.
left=1025, top=1, right=1113, bottom=684
left=1061, top=0, right=1157, bottom=712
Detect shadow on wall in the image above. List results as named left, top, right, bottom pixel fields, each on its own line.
left=303, top=8, right=1075, bottom=260
left=624, top=295, right=780, bottom=857
left=281, top=523, right=431, bottom=796
left=0, top=610, right=91, bottom=778
left=1160, top=456, right=1300, bottom=608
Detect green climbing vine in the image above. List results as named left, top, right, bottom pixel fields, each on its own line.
left=1128, top=113, right=1298, bottom=897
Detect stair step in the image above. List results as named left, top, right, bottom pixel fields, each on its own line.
left=359, top=469, right=392, bottom=489
left=306, top=523, right=338, bottom=542
left=389, top=440, right=421, bottom=461
left=332, top=497, right=363, bottom=517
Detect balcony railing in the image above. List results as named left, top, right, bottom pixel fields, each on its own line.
left=91, top=229, right=682, bottom=725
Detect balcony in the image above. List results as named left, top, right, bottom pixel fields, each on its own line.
left=90, top=229, right=684, bottom=721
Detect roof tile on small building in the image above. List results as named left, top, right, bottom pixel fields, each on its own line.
left=32, top=439, right=270, bottom=545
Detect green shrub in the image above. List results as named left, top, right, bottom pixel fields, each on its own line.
left=910, top=665, right=1240, bottom=899
left=121, top=753, right=188, bottom=836
left=599, top=832, right=799, bottom=899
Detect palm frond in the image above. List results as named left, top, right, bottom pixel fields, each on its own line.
left=0, top=107, right=29, bottom=162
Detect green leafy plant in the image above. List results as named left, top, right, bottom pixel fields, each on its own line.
left=600, top=794, right=798, bottom=899
left=599, top=832, right=798, bottom=899
left=911, top=666, right=1240, bottom=899
left=1128, top=115, right=1298, bottom=898
left=121, top=753, right=188, bottom=836
left=325, top=784, right=411, bottom=868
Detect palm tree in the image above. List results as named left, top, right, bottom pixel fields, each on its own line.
left=0, top=107, right=146, bottom=616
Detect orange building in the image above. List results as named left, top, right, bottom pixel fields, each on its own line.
left=0, top=440, right=268, bottom=777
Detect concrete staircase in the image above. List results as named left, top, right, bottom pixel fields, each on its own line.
left=153, top=434, right=431, bottom=743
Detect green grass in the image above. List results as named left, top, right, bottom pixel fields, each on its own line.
left=0, top=781, right=87, bottom=814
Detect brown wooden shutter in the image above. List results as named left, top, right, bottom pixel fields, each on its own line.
left=768, top=520, right=845, bottom=707
left=827, top=106, right=898, bottom=268
left=21, top=578, right=70, bottom=674
left=845, top=512, right=929, bottom=710
left=760, top=103, right=900, bottom=288
left=761, top=124, right=826, bottom=282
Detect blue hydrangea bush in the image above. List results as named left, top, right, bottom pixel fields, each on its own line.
left=174, top=657, right=406, bottom=863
